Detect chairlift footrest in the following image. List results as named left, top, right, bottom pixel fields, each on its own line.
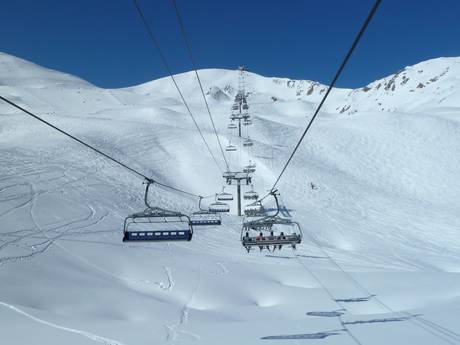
left=123, top=230, right=192, bottom=242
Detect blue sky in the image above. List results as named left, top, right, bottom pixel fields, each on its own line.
left=2, top=0, right=460, bottom=88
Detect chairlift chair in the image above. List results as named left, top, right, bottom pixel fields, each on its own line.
left=231, top=104, right=239, bottom=111
left=242, top=103, right=249, bottom=110
left=225, top=144, right=237, bottom=152
left=190, top=196, right=222, bottom=226
left=223, top=170, right=237, bottom=179
left=240, top=191, right=302, bottom=252
left=217, top=187, right=234, bottom=201
left=243, top=162, right=256, bottom=173
left=241, top=217, right=302, bottom=253
left=122, top=180, right=193, bottom=242
left=244, top=186, right=259, bottom=200
left=209, top=200, right=230, bottom=213
left=243, top=119, right=252, bottom=126
left=244, top=200, right=265, bottom=217
left=243, top=138, right=253, bottom=147
left=228, top=123, right=237, bottom=130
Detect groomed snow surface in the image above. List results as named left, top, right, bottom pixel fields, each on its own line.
left=1, top=52, right=460, bottom=344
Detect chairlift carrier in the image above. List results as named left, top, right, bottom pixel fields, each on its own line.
left=123, top=180, right=193, bottom=242
left=241, top=190, right=302, bottom=252
left=217, top=187, right=234, bottom=201
left=209, top=198, right=231, bottom=213
left=190, top=196, right=222, bottom=226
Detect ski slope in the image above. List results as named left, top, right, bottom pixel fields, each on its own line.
left=1, top=52, right=460, bottom=345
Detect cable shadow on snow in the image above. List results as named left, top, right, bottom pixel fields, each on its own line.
left=261, top=329, right=343, bottom=340
left=306, top=310, right=345, bottom=317
left=342, top=316, right=409, bottom=325
left=334, top=295, right=376, bottom=303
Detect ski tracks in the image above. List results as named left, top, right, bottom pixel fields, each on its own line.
left=0, top=301, right=127, bottom=345
left=165, top=263, right=203, bottom=344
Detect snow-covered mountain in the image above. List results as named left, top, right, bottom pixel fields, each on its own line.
left=1, top=52, right=460, bottom=345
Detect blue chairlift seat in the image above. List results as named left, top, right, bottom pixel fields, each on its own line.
left=122, top=181, right=193, bottom=243
left=190, top=211, right=222, bottom=226
left=209, top=201, right=230, bottom=213
left=123, top=208, right=193, bottom=242
left=123, top=230, right=191, bottom=242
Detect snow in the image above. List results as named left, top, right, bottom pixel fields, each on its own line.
left=1, top=52, right=460, bottom=344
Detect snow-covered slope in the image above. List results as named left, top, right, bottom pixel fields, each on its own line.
left=1, top=52, right=460, bottom=345
left=340, top=57, right=460, bottom=114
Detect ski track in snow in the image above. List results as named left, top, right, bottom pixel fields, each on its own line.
left=0, top=301, right=127, bottom=345
left=165, top=264, right=203, bottom=343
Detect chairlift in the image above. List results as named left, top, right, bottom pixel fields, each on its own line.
left=232, top=104, right=239, bottom=111
left=243, top=119, right=252, bottom=126
left=209, top=200, right=230, bottom=213
left=217, top=187, right=234, bottom=201
left=244, top=186, right=259, bottom=200
left=244, top=200, right=265, bottom=217
left=242, top=103, right=249, bottom=110
left=225, top=143, right=237, bottom=152
left=228, top=123, right=237, bottom=130
left=243, top=162, right=256, bottom=173
left=190, top=196, right=222, bottom=226
left=240, top=191, right=302, bottom=252
left=243, top=137, right=253, bottom=147
left=122, top=180, right=193, bottom=242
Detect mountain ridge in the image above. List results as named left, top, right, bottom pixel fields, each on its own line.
left=2, top=52, right=460, bottom=116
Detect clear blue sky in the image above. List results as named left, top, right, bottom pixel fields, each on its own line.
left=2, top=0, right=460, bottom=88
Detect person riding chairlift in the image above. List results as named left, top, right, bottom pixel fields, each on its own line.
left=276, top=231, right=286, bottom=250
left=256, top=231, right=265, bottom=251
left=268, top=230, right=276, bottom=252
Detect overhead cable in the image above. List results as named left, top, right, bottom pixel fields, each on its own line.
left=170, top=0, right=230, bottom=171
left=132, top=0, right=223, bottom=173
left=0, top=95, right=200, bottom=199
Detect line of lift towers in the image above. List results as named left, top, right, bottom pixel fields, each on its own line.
left=220, top=66, right=257, bottom=217
left=122, top=66, right=302, bottom=252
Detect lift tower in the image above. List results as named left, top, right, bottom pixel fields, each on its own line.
left=223, top=171, right=252, bottom=216
left=230, top=66, right=251, bottom=138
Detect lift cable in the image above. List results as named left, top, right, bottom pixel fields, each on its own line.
left=170, top=0, right=230, bottom=171
left=0, top=95, right=200, bottom=199
left=268, top=0, right=382, bottom=194
left=132, top=0, right=223, bottom=174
